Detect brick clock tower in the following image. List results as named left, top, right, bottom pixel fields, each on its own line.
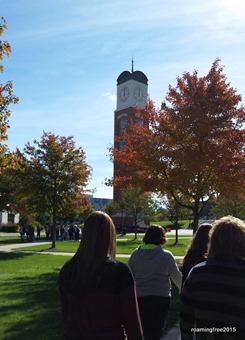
left=113, top=63, right=148, bottom=226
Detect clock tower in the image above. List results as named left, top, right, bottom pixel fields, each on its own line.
left=113, top=62, right=148, bottom=203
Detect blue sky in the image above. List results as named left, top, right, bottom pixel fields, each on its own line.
left=2, top=0, right=245, bottom=198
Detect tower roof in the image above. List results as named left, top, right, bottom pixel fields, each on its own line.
left=117, top=70, right=148, bottom=85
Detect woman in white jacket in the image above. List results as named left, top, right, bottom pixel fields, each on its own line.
left=128, top=225, right=182, bottom=340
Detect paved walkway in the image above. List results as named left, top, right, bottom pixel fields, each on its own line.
left=161, top=322, right=180, bottom=339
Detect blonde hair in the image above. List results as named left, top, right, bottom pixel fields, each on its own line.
left=207, top=216, right=245, bottom=263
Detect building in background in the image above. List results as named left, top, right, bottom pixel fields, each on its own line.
left=0, top=211, right=19, bottom=224
left=113, top=62, right=149, bottom=227
left=89, top=197, right=111, bottom=211
left=114, top=62, right=148, bottom=202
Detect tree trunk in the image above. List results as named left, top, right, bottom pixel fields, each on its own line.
left=193, top=202, right=200, bottom=234
left=174, top=222, right=179, bottom=244
left=51, top=207, right=57, bottom=248
left=134, top=216, right=138, bottom=240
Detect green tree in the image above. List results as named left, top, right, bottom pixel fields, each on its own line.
left=102, top=200, right=119, bottom=217
left=211, top=195, right=245, bottom=219
left=78, top=204, right=94, bottom=224
left=121, top=188, right=154, bottom=239
left=163, top=196, right=190, bottom=244
left=14, top=132, right=92, bottom=248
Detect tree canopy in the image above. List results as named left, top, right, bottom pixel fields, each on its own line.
left=109, top=59, right=245, bottom=232
left=0, top=17, right=19, bottom=211
left=0, top=17, right=18, bottom=149
left=13, top=132, right=92, bottom=247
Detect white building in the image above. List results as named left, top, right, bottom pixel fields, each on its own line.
left=0, top=211, right=19, bottom=224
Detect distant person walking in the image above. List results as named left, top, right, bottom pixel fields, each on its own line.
left=59, top=211, right=143, bottom=340
left=180, top=216, right=245, bottom=339
left=129, top=225, right=182, bottom=340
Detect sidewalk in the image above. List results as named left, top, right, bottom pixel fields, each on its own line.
left=161, top=322, right=180, bottom=339
left=0, top=241, right=75, bottom=256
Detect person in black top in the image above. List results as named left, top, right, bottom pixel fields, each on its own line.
left=59, top=211, right=143, bottom=340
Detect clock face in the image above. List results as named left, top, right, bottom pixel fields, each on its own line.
left=134, top=85, right=146, bottom=102
left=119, top=86, right=130, bottom=102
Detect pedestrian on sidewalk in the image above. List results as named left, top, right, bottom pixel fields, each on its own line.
left=180, top=216, right=245, bottom=340
left=129, top=225, right=182, bottom=340
left=58, top=211, right=143, bottom=340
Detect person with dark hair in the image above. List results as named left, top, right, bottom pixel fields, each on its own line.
left=59, top=211, right=143, bottom=340
left=180, top=216, right=245, bottom=339
left=182, top=223, right=213, bottom=283
left=128, top=225, right=182, bottom=340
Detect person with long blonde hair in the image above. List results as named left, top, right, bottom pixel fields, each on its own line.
left=59, top=211, right=143, bottom=340
left=180, top=216, right=245, bottom=339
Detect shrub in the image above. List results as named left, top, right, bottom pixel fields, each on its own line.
left=0, top=223, right=20, bottom=233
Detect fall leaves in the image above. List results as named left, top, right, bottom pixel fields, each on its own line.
left=110, top=59, right=245, bottom=231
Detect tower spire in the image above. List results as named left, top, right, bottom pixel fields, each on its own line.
left=131, top=56, right=134, bottom=73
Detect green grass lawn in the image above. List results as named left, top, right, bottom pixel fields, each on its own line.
left=0, top=252, right=68, bottom=340
left=5, top=235, right=191, bottom=257
left=0, top=252, right=181, bottom=339
left=0, top=233, right=190, bottom=338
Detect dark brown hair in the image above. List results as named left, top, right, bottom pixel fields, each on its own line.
left=143, top=225, right=167, bottom=245
left=183, top=223, right=213, bottom=268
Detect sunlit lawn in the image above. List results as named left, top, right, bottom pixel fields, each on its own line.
left=0, top=225, right=192, bottom=339
left=7, top=235, right=192, bottom=256
left=0, top=252, right=181, bottom=339
left=0, top=252, right=68, bottom=340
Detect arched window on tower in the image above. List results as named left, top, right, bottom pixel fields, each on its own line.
left=118, top=115, right=127, bottom=150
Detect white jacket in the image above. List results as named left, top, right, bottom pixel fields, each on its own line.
left=128, top=244, right=182, bottom=297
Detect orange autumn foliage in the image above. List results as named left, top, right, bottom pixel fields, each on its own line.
left=109, top=59, right=245, bottom=231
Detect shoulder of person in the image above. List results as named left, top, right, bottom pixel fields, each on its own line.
left=106, top=258, right=135, bottom=287
left=107, top=258, right=131, bottom=273
left=161, top=248, right=175, bottom=259
left=185, top=261, right=207, bottom=281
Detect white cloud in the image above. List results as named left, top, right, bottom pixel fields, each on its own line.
left=101, top=92, right=117, bottom=102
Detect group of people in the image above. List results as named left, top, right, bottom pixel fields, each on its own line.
left=58, top=211, right=245, bottom=340
left=19, top=224, right=35, bottom=241
left=44, top=223, right=81, bottom=241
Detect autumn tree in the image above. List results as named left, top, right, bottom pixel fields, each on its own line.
left=109, top=59, right=245, bottom=233
left=78, top=204, right=94, bottom=224
left=0, top=17, right=18, bottom=211
left=14, top=132, right=92, bottom=247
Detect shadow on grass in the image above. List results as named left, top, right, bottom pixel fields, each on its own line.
left=0, top=252, right=64, bottom=340
left=0, top=238, right=23, bottom=246
left=167, top=243, right=186, bottom=246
